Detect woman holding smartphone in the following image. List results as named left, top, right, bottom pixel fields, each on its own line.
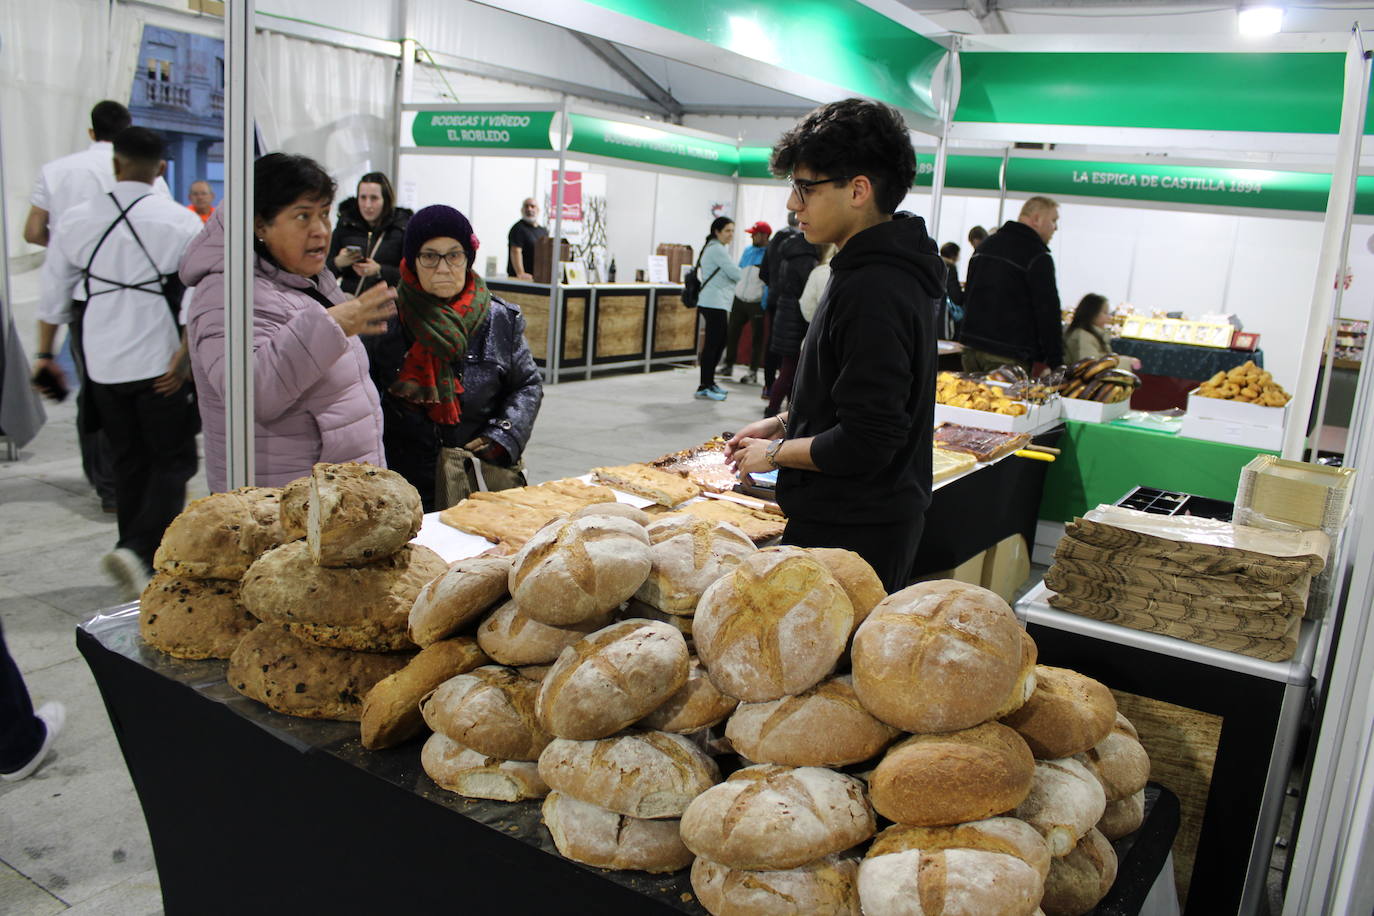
left=329, top=171, right=412, bottom=295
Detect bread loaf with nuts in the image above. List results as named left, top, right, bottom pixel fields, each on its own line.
left=139, top=573, right=257, bottom=659
left=307, top=462, right=423, bottom=566
left=153, top=487, right=285, bottom=580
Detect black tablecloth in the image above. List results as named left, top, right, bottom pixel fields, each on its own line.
left=1113, top=338, right=1264, bottom=382
left=79, top=603, right=1177, bottom=916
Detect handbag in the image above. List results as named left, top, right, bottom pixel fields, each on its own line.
left=436, top=445, right=527, bottom=510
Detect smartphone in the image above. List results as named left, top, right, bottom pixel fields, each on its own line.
left=344, top=245, right=363, bottom=256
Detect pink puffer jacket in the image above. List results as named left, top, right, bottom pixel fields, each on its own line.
left=180, top=209, right=384, bottom=492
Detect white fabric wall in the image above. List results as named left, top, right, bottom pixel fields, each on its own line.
left=1, top=0, right=146, bottom=259
left=254, top=32, right=395, bottom=195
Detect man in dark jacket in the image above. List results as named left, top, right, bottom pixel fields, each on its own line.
left=725, top=98, right=947, bottom=591
left=959, top=196, right=1063, bottom=373
left=759, top=215, right=818, bottom=416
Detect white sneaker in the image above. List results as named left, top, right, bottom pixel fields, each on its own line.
left=1, top=702, right=66, bottom=782
left=102, top=548, right=150, bottom=602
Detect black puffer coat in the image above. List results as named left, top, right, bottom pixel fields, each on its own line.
left=362, top=294, right=543, bottom=511
left=327, top=198, right=413, bottom=295
left=761, top=229, right=819, bottom=358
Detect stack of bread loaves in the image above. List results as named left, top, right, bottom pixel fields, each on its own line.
left=676, top=547, right=888, bottom=913
left=227, top=463, right=487, bottom=725
left=139, top=486, right=285, bottom=659
left=621, top=514, right=757, bottom=641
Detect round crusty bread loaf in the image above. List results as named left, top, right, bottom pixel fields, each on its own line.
left=420, top=732, right=549, bottom=801
left=408, top=555, right=511, bottom=647
left=638, top=658, right=737, bottom=734
left=691, top=854, right=861, bottom=916
left=1012, top=758, right=1108, bottom=857
left=509, top=515, right=652, bottom=625
left=307, top=462, right=423, bottom=567
left=476, top=599, right=615, bottom=666
left=679, top=764, right=875, bottom=870
left=1097, top=789, right=1145, bottom=840
left=994, top=628, right=1040, bottom=719
left=1000, top=666, right=1117, bottom=759
left=867, top=817, right=1052, bottom=883
left=1075, top=713, right=1150, bottom=802
left=241, top=541, right=446, bottom=652
left=869, top=723, right=1034, bottom=827
left=693, top=547, right=853, bottom=703
left=541, top=791, right=694, bottom=873
left=621, top=599, right=695, bottom=638
left=807, top=547, right=886, bottom=634
left=279, top=476, right=309, bottom=541
left=851, top=580, right=1023, bottom=733
left=537, top=730, right=720, bottom=818
left=139, top=573, right=257, bottom=660
left=536, top=619, right=690, bottom=740
left=859, top=840, right=1044, bottom=916
left=1041, top=827, right=1117, bottom=916
left=421, top=665, right=550, bottom=761
left=634, top=516, right=756, bottom=614
left=726, top=675, right=900, bottom=768
left=227, top=624, right=410, bottom=721
left=153, top=488, right=285, bottom=580
left=569, top=501, right=652, bottom=525
left=360, top=637, right=488, bottom=750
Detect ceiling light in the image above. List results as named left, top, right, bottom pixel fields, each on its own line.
left=1238, top=6, right=1283, bottom=36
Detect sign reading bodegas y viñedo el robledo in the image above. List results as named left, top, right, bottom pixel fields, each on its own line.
left=411, top=111, right=555, bottom=150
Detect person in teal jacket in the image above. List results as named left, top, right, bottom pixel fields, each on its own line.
left=720, top=220, right=771, bottom=385
left=694, top=217, right=741, bottom=400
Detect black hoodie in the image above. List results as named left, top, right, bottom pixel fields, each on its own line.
left=778, top=213, right=946, bottom=525
left=326, top=197, right=414, bottom=295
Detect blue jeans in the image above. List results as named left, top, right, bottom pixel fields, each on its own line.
left=0, top=621, right=43, bottom=773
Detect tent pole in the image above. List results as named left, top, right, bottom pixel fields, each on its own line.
left=393, top=36, right=415, bottom=182
left=547, top=96, right=570, bottom=387
left=996, top=146, right=1010, bottom=226
left=224, top=0, right=256, bottom=489
left=1282, top=27, right=1369, bottom=461
left=928, top=47, right=956, bottom=242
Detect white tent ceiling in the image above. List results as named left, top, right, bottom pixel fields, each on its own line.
left=903, top=0, right=1374, bottom=36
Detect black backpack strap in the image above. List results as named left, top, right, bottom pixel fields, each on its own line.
left=297, top=283, right=337, bottom=311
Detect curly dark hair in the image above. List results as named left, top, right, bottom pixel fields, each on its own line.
left=254, top=153, right=336, bottom=224
left=770, top=98, right=916, bottom=214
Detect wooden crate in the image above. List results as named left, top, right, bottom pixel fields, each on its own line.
left=656, top=242, right=693, bottom=285
left=595, top=294, right=649, bottom=360
left=1111, top=689, right=1223, bottom=907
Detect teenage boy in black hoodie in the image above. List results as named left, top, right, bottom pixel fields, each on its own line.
left=725, top=98, right=947, bottom=591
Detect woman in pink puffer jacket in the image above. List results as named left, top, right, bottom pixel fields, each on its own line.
left=180, top=153, right=397, bottom=492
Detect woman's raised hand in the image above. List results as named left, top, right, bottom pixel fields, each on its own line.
left=329, top=283, right=397, bottom=337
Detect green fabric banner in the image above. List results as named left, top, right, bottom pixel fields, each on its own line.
left=583, top=0, right=945, bottom=118
left=916, top=153, right=1002, bottom=190
left=957, top=52, right=1352, bottom=135
left=410, top=111, right=555, bottom=150
left=738, top=146, right=774, bottom=180
left=566, top=114, right=740, bottom=176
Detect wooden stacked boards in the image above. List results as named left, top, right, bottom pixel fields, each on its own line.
left=1046, top=506, right=1329, bottom=662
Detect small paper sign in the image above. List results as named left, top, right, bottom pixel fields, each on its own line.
left=646, top=255, right=670, bottom=284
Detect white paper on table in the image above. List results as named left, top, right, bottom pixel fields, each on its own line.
left=646, top=255, right=670, bottom=284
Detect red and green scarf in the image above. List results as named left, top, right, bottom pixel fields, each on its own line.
left=390, top=261, right=491, bottom=425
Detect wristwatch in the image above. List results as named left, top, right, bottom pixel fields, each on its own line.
left=765, top=438, right=784, bottom=470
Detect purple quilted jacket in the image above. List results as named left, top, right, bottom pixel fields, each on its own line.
left=180, top=209, right=384, bottom=492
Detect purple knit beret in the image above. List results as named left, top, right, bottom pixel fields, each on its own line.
left=403, top=204, right=480, bottom=267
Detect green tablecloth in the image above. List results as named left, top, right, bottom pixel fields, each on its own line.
left=1038, top=420, right=1279, bottom=523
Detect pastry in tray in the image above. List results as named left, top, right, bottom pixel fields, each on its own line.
left=653, top=499, right=787, bottom=544
left=592, top=463, right=702, bottom=507
left=933, top=424, right=1031, bottom=462
left=438, top=478, right=617, bottom=547
left=650, top=438, right=739, bottom=494
left=932, top=447, right=978, bottom=482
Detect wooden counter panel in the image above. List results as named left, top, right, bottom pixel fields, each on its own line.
left=595, top=294, right=649, bottom=359
left=654, top=294, right=699, bottom=356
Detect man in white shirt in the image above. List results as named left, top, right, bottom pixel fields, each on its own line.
left=34, top=127, right=204, bottom=598
left=25, top=101, right=170, bottom=511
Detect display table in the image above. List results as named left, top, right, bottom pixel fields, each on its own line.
left=1037, top=420, right=1277, bottom=523
left=487, top=279, right=696, bottom=382
left=1112, top=339, right=1265, bottom=411
left=79, top=606, right=1179, bottom=915
left=1017, top=584, right=1316, bottom=916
